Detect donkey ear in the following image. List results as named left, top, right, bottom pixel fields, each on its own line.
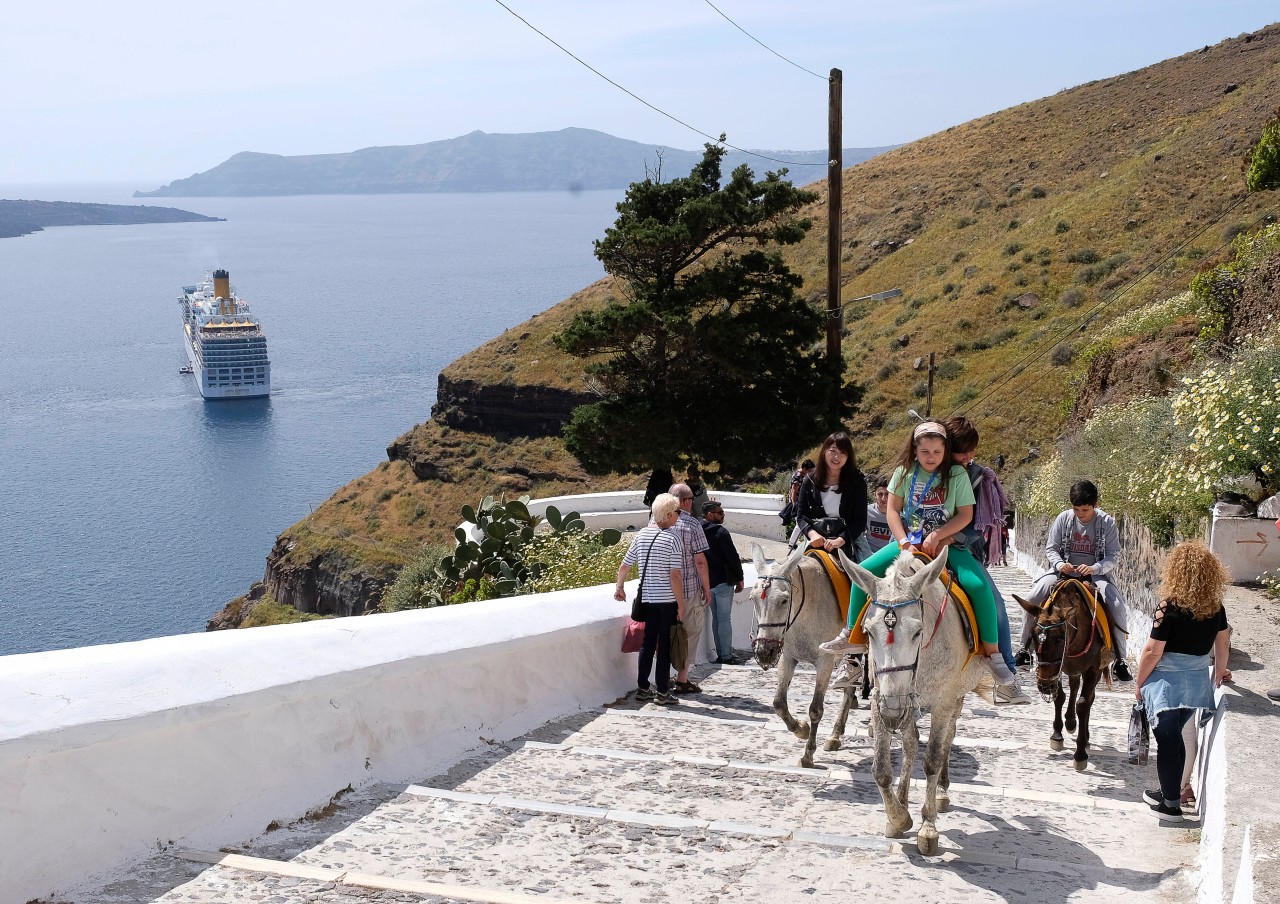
left=751, top=543, right=767, bottom=575
left=1013, top=594, right=1039, bottom=615
left=909, top=546, right=951, bottom=595
left=780, top=541, right=808, bottom=572
left=835, top=548, right=880, bottom=599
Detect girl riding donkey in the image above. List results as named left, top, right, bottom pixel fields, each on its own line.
left=821, top=421, right=1019, bottom=692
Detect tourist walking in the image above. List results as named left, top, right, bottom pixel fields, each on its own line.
left=668, top=482, right=712, bottom=693
left=614, top=493, right=686, bottom=706
left=701, top=500, right=745, bottom=664
left=1134, top=540, right=1232, bottom=820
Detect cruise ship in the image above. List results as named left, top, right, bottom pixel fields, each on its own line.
left=179, top=270, right=271, bottom=399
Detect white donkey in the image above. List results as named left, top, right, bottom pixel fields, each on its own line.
left=837, top=546, right=986, bottom=855
left=750, top=542, right=856, bottom=768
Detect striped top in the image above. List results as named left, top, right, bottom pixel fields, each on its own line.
left=622, top=527, right=684, bottom=606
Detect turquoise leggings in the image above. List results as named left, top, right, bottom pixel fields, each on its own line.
left=847, top=543, right=999, bottom=645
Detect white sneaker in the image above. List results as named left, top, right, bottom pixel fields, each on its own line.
left=831, top=658, right=853, bottom=690
left=974, top=673, right=996, bottom=704
left=819, top=628, right=865, bottom=654
left=995, top=682, right=1032, bottom=705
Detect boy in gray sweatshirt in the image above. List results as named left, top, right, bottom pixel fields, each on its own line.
left=1018, top=479, right=1132, bottom=681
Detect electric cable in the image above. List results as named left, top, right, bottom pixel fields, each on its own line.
left=491, top=0, right=824, bottom=167
left=702, top=0, right=827, bottom=80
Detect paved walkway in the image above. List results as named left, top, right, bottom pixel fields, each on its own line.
left=69, top=564, right=1207, bottom=904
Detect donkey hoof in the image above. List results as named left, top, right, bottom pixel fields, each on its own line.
left=824, top=737, right=842, bottom=752
left=885, top=818, right=912, bottom=839
left=936, top=791, right=951, bottom=812
left=1049, top=737, right=1064, bottom=752
left=793, top=722, right=811, bottom=741
left=917, top=828, right=940, bottom=857
left=1065, top=720, right=1077, bottom=733
left=1074, top=756, right=1088, bottom=772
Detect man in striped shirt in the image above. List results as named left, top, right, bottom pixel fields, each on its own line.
left=669, top=482, right=712, bottom=694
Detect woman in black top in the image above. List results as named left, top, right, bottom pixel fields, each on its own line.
left=795, top=432, right=867, bottom=556
left=1134, top=540, right=1232, bottom=821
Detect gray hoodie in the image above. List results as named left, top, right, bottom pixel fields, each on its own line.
left=1043, top=508, right=1119, bottom=578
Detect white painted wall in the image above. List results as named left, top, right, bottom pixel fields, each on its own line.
left=528, top=490, right=789, bottom=542
left=0, top=569, right=762, bottom=902
left=1207, top=515, right=1280, bottom=583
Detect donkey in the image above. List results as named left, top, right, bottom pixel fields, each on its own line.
left=1014, top=580, right=1109, bottom=770
left=750, top=542, right=856, bottom=769
left=836, top=547, right=987, bottom=856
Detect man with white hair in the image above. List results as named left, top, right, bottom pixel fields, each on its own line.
left=668, top=482, right=712, bottom=693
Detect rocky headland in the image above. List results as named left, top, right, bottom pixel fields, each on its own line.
left=0, top=199, right=223, bottom=239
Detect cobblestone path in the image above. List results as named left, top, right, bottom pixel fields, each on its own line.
left=71, top=565, right=1198, bottom=904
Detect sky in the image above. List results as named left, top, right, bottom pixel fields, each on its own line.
left=3, top=1, right=1277, bottom=185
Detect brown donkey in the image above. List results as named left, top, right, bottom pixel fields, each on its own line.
left=1014, top=579, right=1111, bottom=770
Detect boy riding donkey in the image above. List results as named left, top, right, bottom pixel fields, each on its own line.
left=1018, top=479, right=1133, bottom=682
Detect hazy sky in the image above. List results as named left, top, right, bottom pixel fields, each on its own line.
left=4, top=1, right=1276, bottom=185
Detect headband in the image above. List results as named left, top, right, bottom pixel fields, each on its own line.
left=913, top=421, right=948, bottom=441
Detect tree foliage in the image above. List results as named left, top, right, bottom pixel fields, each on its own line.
left=555, top=142, right=859, bottom=480
left=1245, top=109, right=1280, bottom=193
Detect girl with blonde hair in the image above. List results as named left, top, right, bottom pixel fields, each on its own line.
left=1134, top=540, right=1232, bottom=821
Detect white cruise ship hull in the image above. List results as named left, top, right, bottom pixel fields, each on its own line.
left=179, top=270, right=272, bottom=400
left=184, top=326, right=271, bottom=399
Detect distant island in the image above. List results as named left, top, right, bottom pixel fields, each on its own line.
left=135, top=127, right=897, bottom=197
left=0, top=199, right=223, bottom=239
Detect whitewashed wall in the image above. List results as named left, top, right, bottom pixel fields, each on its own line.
left=1207, top=515, right=1280, bottom=583
left=0, top=568, right=761, bottom=902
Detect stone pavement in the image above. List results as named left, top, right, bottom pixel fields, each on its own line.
left=67, top=564, right=1202, bottom=904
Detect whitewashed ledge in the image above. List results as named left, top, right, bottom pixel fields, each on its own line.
left=0, top=566, right=762, bottom=903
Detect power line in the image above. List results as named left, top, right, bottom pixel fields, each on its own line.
left=491, top=0, right=824, bottom=168
left=701, top=0, right=826, bottom=81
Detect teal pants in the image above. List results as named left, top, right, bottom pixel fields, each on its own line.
left=847, top=543, right=999, bottom=645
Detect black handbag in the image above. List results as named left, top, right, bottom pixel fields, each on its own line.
left=630, top=537, right=659, bottom=622
left=810, top=517, right=847, bottom=540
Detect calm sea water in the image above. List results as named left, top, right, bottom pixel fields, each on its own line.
left=0, top=183, right=620, bottom=656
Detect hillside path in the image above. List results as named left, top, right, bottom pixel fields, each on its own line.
left=71, top=564, right=1203, bottom=904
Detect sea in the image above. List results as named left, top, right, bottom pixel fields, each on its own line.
left=0, top=182, right=622, bottom=656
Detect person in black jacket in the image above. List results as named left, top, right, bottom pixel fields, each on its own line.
left=701, top=501, right=745, bottom=664
left=795, top=431, right=868, bottom=555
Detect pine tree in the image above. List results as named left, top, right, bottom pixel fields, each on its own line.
left=555, top=141, right=859, bottom=480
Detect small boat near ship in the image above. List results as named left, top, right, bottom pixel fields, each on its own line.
left=179, top=269, right=271, bottom=399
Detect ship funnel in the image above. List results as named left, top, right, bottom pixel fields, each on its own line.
left=213, top=269, right=232, bottom=316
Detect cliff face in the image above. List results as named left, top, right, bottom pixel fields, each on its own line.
left=261, top=537, right=391, bottom=618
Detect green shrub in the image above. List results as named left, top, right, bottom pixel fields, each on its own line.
left=955, top=216, right=976, bottom=229
left=1050, top=344, right=1076, bottom=366
left=1066, top=248, right=1101, bottom=264
left=936, top=358, right=964, bottom=380
left=1060, top=287, right=1086, bottom=308
left=1003, top=242, right=1024, bottom=256
left=524, top=531, right=629, bottom=594
left=1055, top=221, right=1071, bottom=234
left=976, top=282, right=996, bottom=295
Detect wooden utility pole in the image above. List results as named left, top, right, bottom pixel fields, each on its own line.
left=826, top=68, right=843, bottom=366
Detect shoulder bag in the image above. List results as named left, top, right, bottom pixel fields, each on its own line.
left=630, top=536, right=659, bottom=622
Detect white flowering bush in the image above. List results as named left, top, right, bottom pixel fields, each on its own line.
left=1023, top=396, right=1184, bottom=523
left=1081, top=290, right=1204, bottom=365
left=523, top=530, right=628, bottom=594
left=1157, top=337, right=1280, bottom=511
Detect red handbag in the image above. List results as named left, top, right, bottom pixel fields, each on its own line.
left=621, top=619, right=645, bottom=653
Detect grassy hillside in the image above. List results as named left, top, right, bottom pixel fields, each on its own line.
left=235, top=23, right=1280, bottom=621
left=457, top=24, right=1280, bottom=470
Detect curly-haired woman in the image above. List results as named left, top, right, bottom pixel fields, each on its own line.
left=1134, top=540, right=1232, bottom=821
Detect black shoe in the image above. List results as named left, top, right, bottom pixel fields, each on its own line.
left=1113, top=660, right=1134, bottom=682
left=635, top=686, right=655, bottom=701
left=1015, top=650, right=1032, bottom=668
left=672, top=680, right=701, bottom=694
left=1148, top=799, right=1183, bottom=821
left=716, top=656, right=742, bottom=665
left=1142, top=788, right=1163, bottom=806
